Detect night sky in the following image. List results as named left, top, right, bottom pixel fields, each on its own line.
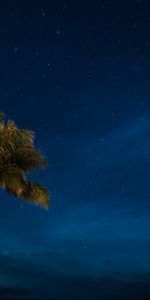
left=0, top=0, right=150, bottom=299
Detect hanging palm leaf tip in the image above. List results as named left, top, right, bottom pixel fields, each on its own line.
left=0, top=112, right=50, bottom=209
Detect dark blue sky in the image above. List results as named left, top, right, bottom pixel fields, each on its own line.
left=0, top=1, right=150, bottom=299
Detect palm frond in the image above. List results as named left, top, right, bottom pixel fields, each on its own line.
left=0, top=113, right=50, bottom=210
left=11, top=146, right=48, bottom=172
left=0, top=166, right=26, bottom=196
left=22, top=181, right=50, bottom=209
left=0, top=120, right=34, bottom=155
left=5, top=120, right=34, bottom=148
left=13, top=129, right=34, bottom=148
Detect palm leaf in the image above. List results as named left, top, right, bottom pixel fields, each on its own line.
left=22, top=181, right=50, bottom=209
left=11, top=146, right=48, bottom=172
left=5, top=120, right=34, bottom=149
left=0, top=113, right=50, bottom=209
left=0, top=166, right=26, bottom=196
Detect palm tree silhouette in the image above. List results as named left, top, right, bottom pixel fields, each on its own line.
left=0, top=112, right=49, bottom=209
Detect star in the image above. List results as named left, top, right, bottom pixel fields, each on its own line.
left=14, top=47, right=19, bottom=52
left=41, top=8, right=46, bottom=17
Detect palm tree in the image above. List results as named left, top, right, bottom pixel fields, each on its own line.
left=0, top=112, right=50, bottom=209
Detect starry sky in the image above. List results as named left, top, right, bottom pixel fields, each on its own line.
left=0, top=0, right=150, bottom=299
